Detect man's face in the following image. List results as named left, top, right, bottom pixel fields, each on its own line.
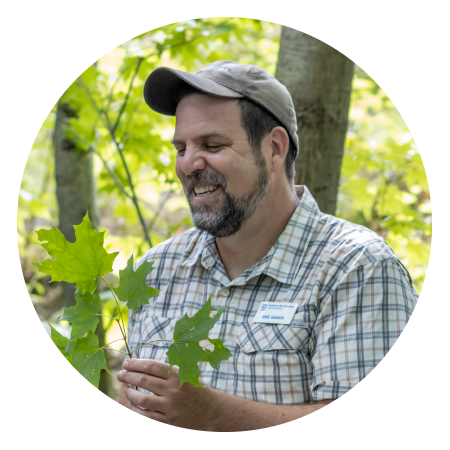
left=173, top=94, right=270, bottom=238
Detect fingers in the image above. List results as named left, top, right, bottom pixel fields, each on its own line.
left=123, top=358, right=175, bottom=379
left=124, top=385, right=166, bottom=411
left=126, top=401, right=167, bottom=422
left=117, top=370, right=168, bottom=395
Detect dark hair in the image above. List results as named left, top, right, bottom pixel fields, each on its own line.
left=238, top=99, right=296, bottom=183
left=176, top=84, right=296, bottom=183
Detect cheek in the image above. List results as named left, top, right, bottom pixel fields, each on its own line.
left=175, top=160, right=184, bottom=182
left=226, top=166, right=259, bottom=194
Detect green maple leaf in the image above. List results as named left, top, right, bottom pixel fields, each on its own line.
left=64, top=339, right=77, bottom=363
left=112, top=255, right=160, bottom=312
left=65, top=331, right=110, bottom=388
left=34, top=213, right=118, bottom=294
left=166, top=296, right=233, bottom=387
left=47, top=322, right=72, bottom=363
left=58, top=289, right=101, bottom=339
left=49, top=323, right=69, bottom=356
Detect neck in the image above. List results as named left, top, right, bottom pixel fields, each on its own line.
left=215, top=183, right=300, bottom=281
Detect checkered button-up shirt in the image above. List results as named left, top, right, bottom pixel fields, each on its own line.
left=127, top=186, right=418, bottom=404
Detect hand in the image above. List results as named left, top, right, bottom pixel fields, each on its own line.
left=116, top=358, right=218, bottom=430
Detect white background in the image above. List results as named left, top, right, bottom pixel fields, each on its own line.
left=2, top=0, right=449, bottom=448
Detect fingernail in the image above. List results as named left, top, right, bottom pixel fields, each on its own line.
left=117, top=370, right=123, bottom=379
left=123, top=360, right=129, bottom=369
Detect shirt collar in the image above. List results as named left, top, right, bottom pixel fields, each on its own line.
left=179, top=186, right=321, bottom=285
left=244, top=186, right=321, bottom=284
left=179, top=228, right=217, bottom=269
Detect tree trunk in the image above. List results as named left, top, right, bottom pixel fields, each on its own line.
left=275, top=27, right=354, bottom=215
left=53, top=101, right=113, bottom=398
left=53, top=102, right=99, bottom=306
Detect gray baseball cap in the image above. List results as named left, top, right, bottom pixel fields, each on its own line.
left=143, top=60, right=299, bottom=157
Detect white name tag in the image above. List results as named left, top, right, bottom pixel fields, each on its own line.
left=253, top=302, right=299, bottom=325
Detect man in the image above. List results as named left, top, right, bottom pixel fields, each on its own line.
left=116, top=61, right=418, bottom=431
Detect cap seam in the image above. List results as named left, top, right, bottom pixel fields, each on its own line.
left=199, top=73, right=244, bottom=96
left=241, top=66, right=256, bottom=97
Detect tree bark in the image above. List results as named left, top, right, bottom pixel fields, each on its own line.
left=53, top=101, right=113, bottom=397
left=275, top=27, right=354, bottom=215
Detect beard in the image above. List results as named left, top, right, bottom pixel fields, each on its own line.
left=182, top=153, right=269, bottom=238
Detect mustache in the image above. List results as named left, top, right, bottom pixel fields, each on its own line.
left=182, top=171, right=227, bottom=192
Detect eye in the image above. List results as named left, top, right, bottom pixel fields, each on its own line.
left=205, top=145, right=221, bottom=150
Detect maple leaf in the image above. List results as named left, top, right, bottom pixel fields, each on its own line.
left=49, top=323, right=69, bottom=356
left=58, top=289, right=101, bottom=339
left=166, top=296, right=233, bottom=387
left=65, top=331, right=110, bottom=388
left=112, top=255, right=160, bottom=312
left=47, top=322, right=74, bottom=363
left=34, top=213, right=118, bottom=294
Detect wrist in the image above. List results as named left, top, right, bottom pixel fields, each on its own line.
left=202, top=387, right=226, bottom=432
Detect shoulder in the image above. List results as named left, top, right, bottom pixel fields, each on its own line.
left=310, top=213, right=418, bottom=304
left=309, top=212, right=417, bottom=292
left=313, top=212, right=397, bottom=270
left=307, top=214, right=418, bottom=308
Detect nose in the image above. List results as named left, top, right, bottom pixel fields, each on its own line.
left=177, top=146, right=207, bottom=176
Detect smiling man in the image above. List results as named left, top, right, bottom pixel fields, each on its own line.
left=116, top=61, right=418, bottom=431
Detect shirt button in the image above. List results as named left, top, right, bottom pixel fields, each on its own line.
left=221, top=289, right=230, bottom=297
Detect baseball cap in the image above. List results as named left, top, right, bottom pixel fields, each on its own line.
left=143, top=60, right=299, bottom=157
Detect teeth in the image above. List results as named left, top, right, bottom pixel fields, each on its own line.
left=194, top=185, right=219, bottom=196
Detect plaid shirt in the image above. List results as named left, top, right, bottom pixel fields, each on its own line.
left=127, top=186, right=418, bottom=404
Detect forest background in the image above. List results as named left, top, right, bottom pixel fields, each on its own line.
left=18, top=18, right=431, bottom=399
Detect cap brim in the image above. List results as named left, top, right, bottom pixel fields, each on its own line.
left=143, top=67, right=244, bottom=115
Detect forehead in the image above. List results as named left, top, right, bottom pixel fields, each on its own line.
left=174, top=94, right=243, bottom=135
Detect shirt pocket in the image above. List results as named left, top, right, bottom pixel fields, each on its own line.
left=232, top=322, right=313, bottom=404
left=235, top=322, right=311, bottom=352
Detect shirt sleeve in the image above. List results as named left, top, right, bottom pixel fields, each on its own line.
left=309, top=258, right=418, bottom=400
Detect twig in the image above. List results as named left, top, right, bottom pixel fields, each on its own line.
left=111, top=57, right=143, bottom=134
left=66, top=125, right=134, bottom=201
left=77, top=77, right=153, bottom=249
left=112, top=138, right=153, bottom=248
left=147, top=189, right=176, bottom=232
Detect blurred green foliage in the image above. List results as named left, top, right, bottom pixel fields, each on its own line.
left=337, top=67, right=431, bottom=290
left=19, top=19, right=430, bottom=380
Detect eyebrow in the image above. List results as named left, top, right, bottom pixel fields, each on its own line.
left=170, top=133, right=233, bottom=145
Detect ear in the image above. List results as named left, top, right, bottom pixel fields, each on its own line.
left=269, top=126, right=290, bottom=174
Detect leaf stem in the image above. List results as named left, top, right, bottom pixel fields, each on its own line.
left=100, top=276, right=132, bottom=358
left=96, top=313, right=120, bottom=321
left=130, top=339, right=174, bottom=356
left=101, top=339, right=129, bottom=355
left=102, top=338, right=125, bottom=348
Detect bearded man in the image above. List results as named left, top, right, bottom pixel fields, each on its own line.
left=116, top=61, right=418, bottom=431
